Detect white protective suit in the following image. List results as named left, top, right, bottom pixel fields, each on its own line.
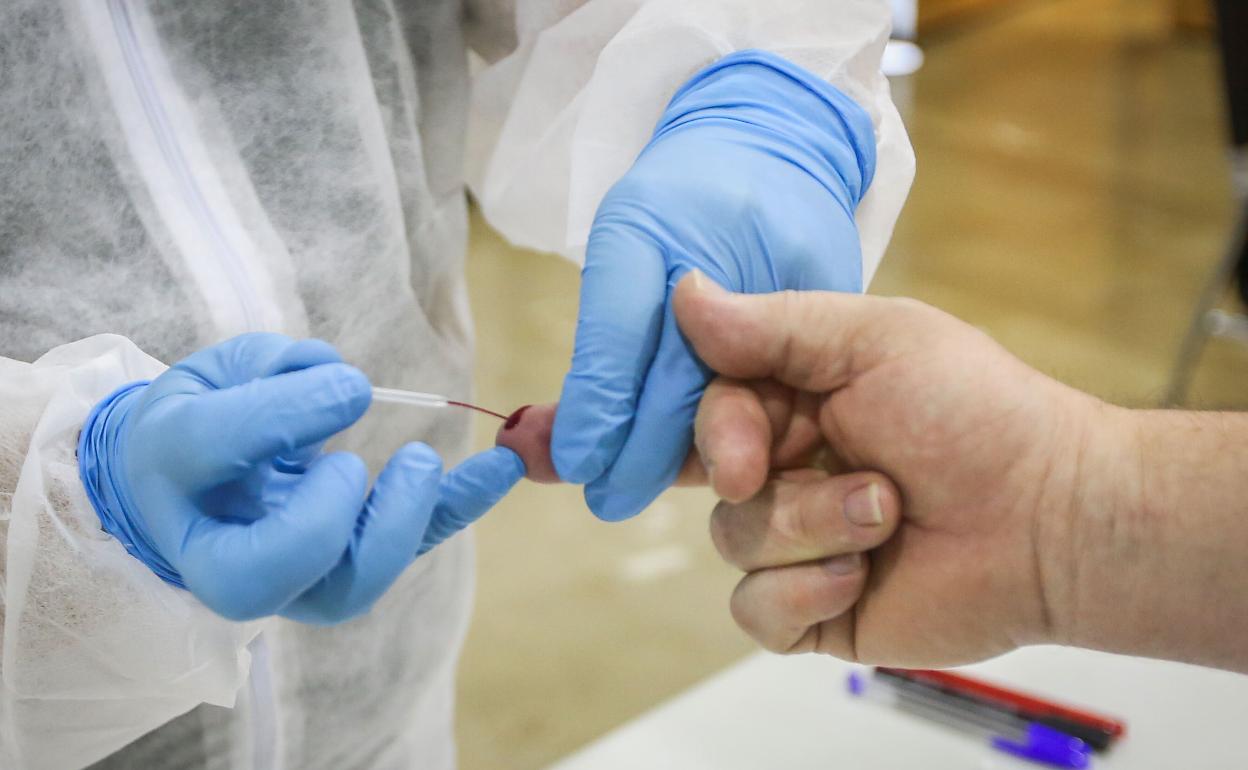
left=0, top=1, right=913, bottom=768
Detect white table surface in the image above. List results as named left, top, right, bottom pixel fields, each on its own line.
left=547, top=646, right=1248, bottom=769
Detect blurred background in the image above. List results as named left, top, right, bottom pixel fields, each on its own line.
left=456, top=0, right=1247, bottom=767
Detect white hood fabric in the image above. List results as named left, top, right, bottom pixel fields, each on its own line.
left=0, top=1, right=912, bottom=768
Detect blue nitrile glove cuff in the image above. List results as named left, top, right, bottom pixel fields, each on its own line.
left=78, top=381, right=185, bottom=588
left=652, top=49, right=877, bottom=217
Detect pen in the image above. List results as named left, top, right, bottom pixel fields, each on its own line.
left=877, top=667, right=1124, bottom=751
left=881, top=667, right=1126, bottom=740
left=847, top=670, right=1092, bottom=769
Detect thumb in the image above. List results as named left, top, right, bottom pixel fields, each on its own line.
left=672, top=270, right=916, bottom=393
left=158, top=363, right=372, bottom=487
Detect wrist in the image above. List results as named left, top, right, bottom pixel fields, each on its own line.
left=1031, top=393, right=1141, bottom=648
left=78, top=381, right=184, bottom=587
left=1041, top=405, right=1248, bottom=670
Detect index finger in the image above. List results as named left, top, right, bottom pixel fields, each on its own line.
left=551, top=224, right=668, bottom=484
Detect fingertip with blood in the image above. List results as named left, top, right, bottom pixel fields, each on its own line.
left=495, top=402, right=560, bottom=483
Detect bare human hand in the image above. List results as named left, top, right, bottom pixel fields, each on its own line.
left=674, top=271, right=1116, bottom=667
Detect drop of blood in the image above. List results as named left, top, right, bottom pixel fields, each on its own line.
left=503, top=405, right=530, bottom=431
left=496, top=403, right=559, bottom=483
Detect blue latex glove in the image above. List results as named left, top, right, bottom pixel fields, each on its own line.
left=78, top=333, right=523, bottom=624
left=552, top=50, right=877, bottom=520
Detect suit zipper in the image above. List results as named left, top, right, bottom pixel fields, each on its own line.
left=106, top=0, right=263, bottom=332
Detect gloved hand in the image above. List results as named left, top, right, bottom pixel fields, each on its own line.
left=552, top=49, right=877, bottom=521
left=78, top=333, right=523, bottom=624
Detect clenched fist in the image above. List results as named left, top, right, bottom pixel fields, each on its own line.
left=674, top=272, right=1116, bottom=668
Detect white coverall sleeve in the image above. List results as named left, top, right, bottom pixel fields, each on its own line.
left=0, top=335, right=256, bottom=770
left=465, top=0, right=915, bottom=287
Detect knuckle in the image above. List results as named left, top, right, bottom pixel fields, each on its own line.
left=770, top=226, right=825, bottom=267
left=781, top=482, right=843, bottom=551
left=728, top=581, right=753, bottom=628
left=785, top=488, right=820, bottom=547
left=321, top=454, right=362, bottom=488
left=396, top=443, right=441, bottom=475
left=774, top=292, right=817, bottom=382
left=757, top=634, right=795, bottom=655
left=888, top=296, right=930, bottom=314
left=889, top=296, right=946, bottom=327
left=709, top=502, right=747, bottom=567
left=728, top=577, right=768, bottom=641
left=199, top=588, right=266, bottom=623
left=770, top=484, right=807, bottom=546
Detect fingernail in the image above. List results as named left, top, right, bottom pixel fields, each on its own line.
left=824, top=552, right=861, bottom=576
left=844, top=482, right=884, bottom=526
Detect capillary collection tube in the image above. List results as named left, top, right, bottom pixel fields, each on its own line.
left=371, top=386, right=507, bottom=421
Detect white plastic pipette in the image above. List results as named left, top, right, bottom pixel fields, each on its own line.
left=371, top=386, right=450, bottom=408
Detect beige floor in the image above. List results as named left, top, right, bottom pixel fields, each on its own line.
left=456, top=1, right=1246, bottom=768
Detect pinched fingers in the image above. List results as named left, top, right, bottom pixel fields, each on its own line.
left=715, top=471, right=901, bottom=657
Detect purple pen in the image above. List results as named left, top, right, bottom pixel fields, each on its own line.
left=848, top=671, right=1091, bottom=769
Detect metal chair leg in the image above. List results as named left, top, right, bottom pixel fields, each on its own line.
left=1163, top=203, right=1248, bottom=406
